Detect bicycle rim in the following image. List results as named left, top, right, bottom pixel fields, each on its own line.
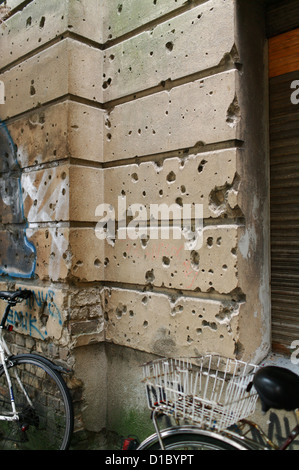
left=0, top=355, right=73, bottom=450
left=138, top=428, right=248, bottom=450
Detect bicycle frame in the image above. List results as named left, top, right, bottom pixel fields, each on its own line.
left=148, top=408, right=265, bottom=451
left=0, top=304, right=33, bottom=423
left=145, top=407, right=299, bottom=451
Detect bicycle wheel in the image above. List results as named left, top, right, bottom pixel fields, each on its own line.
left=0, top=354, right=74, bottom=450
left=138, top=427, right=249, bottom=450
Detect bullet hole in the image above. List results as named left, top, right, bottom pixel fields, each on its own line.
left=142, top=296, right=148, bottom=305
left=30, top=80, right=36, bottom=96
left=102, top=77, right=112, bottom=89
left=226, top=96, right=241, bottom=128
left=131, top=172, right=138, bottom=182
left=175, top=197, right=183, bottom=207
left=143, top=321, right=149, bottom=328
left=198, top=160, right=207, bottom=173
left=181, top=185, right=186, bottom=194
left=162, top=256, right=170, bottom=267
left=171, top=304, right=184, bottom=316
left=145, top=269, right=155, bottom=283
left=191, top=250, right=200, bottom=269
left=117, top=4, right=123, bottom=13
left=207, top=237, right=213, bottom=247
left=166, top=171, right=176, bottom=183
left=74, top=260, right=83, bottom=271
left=107, top=133, right=112, bottom=141
left=26, top=17, right=32, bottom=27
left=202, top=320, right=217, bottom=331
left=94, top=259, right=101, bottom=268
left=61, top=172, right=67, bottom=180
left=116, top=304, right=126, bottom=319
left=209, top=186, right=226, bottom=207
left=141, top=235, right=150, bottom=248
left=165, top=41, right=174, bottom=52
left=39, top=16, right=46, bottom=28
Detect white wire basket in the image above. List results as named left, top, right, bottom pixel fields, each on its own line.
left=142, top=354, right=260, bottom=432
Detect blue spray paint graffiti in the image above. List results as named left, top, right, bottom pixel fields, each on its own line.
left=0, top=119, right=36, bottom=278
left=6, top=288, right=63, bottom=340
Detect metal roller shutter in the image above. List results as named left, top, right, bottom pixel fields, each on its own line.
left=268, top=24, right=299, bottom=351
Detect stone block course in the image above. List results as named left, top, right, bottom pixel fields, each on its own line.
left=1, top=0, right=105, bottom=69
left=103, top=149, right=241, bottom=221
left=104, top=70, right=241, bottom=162
left=104, top=287, right=240, bottom=358
left=7, top=101, right=104, bottom=167
left=67, top=148, right=240, bottom=223
left=1, top=39, right=103, bottom=119
left=103, top=0, right=236, bottom=101
left=68, top=225, right=240, bottom=295
left=102, top=0, right=202, bottom=43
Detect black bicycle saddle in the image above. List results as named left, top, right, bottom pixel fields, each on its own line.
left=253, top=366, right=299, bottom=412
left=0, top=290, right=32, bottom=303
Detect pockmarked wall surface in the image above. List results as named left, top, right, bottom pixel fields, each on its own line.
left=0, top=0, right=271, bottom=445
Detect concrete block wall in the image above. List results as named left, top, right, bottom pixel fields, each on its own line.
left=0, top=0, right=271, bottom=444
left=98, top=0, right=270, bottom=364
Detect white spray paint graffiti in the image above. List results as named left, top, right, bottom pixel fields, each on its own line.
left=0, top=120, right=36, bottom=278
left=21, top=166, right=70, bottom=281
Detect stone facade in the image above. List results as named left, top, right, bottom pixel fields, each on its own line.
left=0, top=0, right=272, bottom=445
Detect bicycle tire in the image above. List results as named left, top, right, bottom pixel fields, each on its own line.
left=138, top=426, right=250, bottom=450
left=0, top=354, right=74, bottom=450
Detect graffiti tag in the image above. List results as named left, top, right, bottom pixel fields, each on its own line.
left=6, top=288, right=62, bottom=340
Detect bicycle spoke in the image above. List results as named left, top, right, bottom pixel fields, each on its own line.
left=0, top=357, right=73, bottom=450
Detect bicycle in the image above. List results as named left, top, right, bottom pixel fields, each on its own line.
left=0, top=289, right=74, bottom=450
left=135, top=354, right=299, bottom=450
